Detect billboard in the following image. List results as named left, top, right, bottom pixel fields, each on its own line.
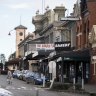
left=36, top=44, right=54, bottom=50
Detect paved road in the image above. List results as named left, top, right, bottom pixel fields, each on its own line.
left=0, top=75, right=89, bottom=96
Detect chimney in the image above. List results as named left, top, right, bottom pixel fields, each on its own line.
left=54, top=5, right=66, bottom=21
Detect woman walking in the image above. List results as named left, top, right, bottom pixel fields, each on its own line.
left=7, top=69, right=13, bottom=84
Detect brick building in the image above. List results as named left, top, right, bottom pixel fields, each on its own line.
left=77, top=0, right=96, bottom=83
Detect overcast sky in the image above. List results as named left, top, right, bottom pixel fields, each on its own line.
left=0, top=0, right=77, bottom=60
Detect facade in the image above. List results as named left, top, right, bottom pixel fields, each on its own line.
left=80, top=0, right=96, bottom=84
left=26, top=5, right=67, bottom=74
left=32, top=6, right=66, bottom=39
left=89, top=25, right=96, bottom=83
left=31, top=5, right=81, bottom=83
left=7, top=52, right=19, bottom=71
left=18, top=33, right=36, bottom=70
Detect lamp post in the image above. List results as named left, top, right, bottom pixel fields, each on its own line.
left=8, top=29, right=14, bottom=36
left=8, top=29, right=16, bottom=70
left=8, top=29, right=15, bottom=58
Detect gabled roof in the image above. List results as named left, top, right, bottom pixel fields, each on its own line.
left=14, top=25, right=27, bottom=30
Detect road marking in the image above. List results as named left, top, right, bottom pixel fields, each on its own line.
left=5, top=86, right=33, bottom=91
left=34, top=87, right=45, bottom=91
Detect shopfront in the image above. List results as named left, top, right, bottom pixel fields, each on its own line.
left=51, top=48, right=90, bottom=84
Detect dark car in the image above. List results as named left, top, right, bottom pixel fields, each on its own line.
left=25, top=72, right=35, bottom=84
left=34, top=74, right=49, bottom=85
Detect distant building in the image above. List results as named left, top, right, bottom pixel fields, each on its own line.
left=0, top=54, right=5, bottom=65
left=0, top=54, right=6, bottom=70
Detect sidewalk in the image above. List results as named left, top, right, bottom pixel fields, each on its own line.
left=84, top=84, right=96, bottom=94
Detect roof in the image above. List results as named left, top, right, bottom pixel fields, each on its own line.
left=14, top=25, right=27, bottom=30
left=6, top=58, right=20, bottom=65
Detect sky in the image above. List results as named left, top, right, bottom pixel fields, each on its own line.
left=0, top=0, right=77, bottom=60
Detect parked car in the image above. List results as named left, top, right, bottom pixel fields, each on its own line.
left=16, top=71, right=22, bottom=79
left=34, top=77, right=43, bottom=85
left=12, top=70, right=20, bottom=78
left=22, top=70, right=30, bottom=81
left=17, top=70, right=28, bottom=80
left=0, top=88, right=13, bottom=96
left=34, top=75, right=49, bottom=85
left=25, top=72, right=35, bottom=84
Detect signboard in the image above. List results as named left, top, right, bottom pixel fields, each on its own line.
left=36, top=44, right=54, bottom=50
left=48, top=61, right=56, bottom=78
left=55, top=41, right=71, bottom=51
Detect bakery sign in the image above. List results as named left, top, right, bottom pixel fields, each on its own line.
left=55, top=41, right=71, bottom=51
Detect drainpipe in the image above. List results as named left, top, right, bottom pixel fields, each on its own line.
left=81, top=62, right=84, bottom=89
left=61, top=56, right=64, bottom=83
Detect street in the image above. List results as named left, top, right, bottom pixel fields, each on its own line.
left=0, top=75, right=89, bottom=96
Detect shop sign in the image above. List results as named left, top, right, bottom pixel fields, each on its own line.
left=36, top=44, right=54, bottom=50
left=55, top=41, right=71, bottom=51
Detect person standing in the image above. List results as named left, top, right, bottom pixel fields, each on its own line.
left=7, top=69, right=13, bottom=84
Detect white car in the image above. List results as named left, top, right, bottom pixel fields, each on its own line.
left=0, top=88, right=13, bottom=96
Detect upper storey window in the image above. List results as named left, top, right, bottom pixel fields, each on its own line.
left=19, top=32, right=23, bottom=36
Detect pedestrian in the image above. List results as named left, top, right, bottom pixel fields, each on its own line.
left=7, top=69, right=13, bottom=84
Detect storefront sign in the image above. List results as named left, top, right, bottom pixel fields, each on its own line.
left=36, top=44, right=54, bottom=50
left=55, top=41, right=71, bottom=51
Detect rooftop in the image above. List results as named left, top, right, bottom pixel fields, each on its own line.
left=14, top=25, right=27, bottom=30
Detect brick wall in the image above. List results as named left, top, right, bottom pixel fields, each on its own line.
left=87, top=1, right=96, bottom=30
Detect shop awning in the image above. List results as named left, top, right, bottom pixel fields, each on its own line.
left=32, top=50, right=53, bottom=60
left=25, top=53, right=33, bottom=60
left=6, top=58, right=20, bottom=65
left=51, top=49, right=91, bottom=62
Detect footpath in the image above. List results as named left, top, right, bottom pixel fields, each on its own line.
left=84, top=84, right=96, bottom=94
left=42, top=83, right=96, bottom=96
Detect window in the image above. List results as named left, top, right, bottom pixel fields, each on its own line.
left=56, top=36, right=60, bottom=42
left=20, top=39, right=22, bottom=41
left=50, top=32, right=53, bottom=43
left=19, top=32, right=23, bottom=36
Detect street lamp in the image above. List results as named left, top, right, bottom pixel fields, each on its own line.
left=8, top=29, right=14, bottom=36
left=8, top=29, right=15, bottom=59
